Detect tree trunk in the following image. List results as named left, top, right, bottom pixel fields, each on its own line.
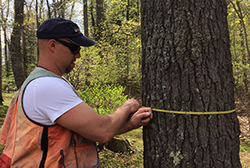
left=69, top=0, right=75, bottom=20
left=52, top=0, right=57, bottom=17
left=59, top=0, right=65, bottom=18
left=96, top=0, right=104, bottom=40
left=83, top=0, right=89, bottom=37
left=22, top=28, right=27, bottom=78
left=1, top=0, right=11, bottom=78
left=90, top=0, right=96, bottom=36
left=0, top=23, right=3, bottom=105
left=141, top=0, right=241, bottom=167
left=126, top=0, right=129, bottom=21
left=10, top=0, right=25, bottom=89
left=46, top=0, right=51, bottom=18
left=124, top=0, right=130, bottom=96
left=3, top=28, right=10, bottom=78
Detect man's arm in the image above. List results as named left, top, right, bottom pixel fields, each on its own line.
left=55, top=99, right=151, bottom=143
left=116, top=107, right=152, bottom=135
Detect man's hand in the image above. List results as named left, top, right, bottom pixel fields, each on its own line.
left=119, top=98, right=141, bottom=114
left=128, top=107, right=153, bottom=129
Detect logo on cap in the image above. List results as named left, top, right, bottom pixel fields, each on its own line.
left=74, top=28, right=80, bottom=33
left=71, top=24, right=81, bottom=33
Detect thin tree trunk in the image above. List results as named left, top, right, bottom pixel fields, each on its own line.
left=90, top=0, right=96, bottom=37
left=3, top=28, right=10, bottom=77
left=126, top=0, right=129, bottom=21
left=96, top=0, right=104, bottom=40
left=69, top=0, right=75, bottom=20
left=125, top=0, right=130, bottom=96
left=53, top=0, right=57, bottom=17
left=141, top=0, right=241, bottom=167
left=0, top=20, right=3, bottom=105
left=46, top=0, right=51, bottom=18
left=83, top=0, right=89, bottom=37
left=1, top=0, right=11, bottom=78
left=22, top=28, right=27, bottom=78
left=60, top=0, right=65, bottom=18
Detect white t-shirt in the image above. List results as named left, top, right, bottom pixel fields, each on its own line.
left=22, top=77, right=83, bottom=126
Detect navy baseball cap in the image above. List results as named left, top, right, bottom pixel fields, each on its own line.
left=37, top=17, right=96, bottom=47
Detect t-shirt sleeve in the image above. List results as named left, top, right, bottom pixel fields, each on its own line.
left=23, top=77, right=83, bottom=125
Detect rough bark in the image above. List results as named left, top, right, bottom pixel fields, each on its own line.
left=141, top=0, right=241, bottom=167
left=10, top=0, right=25, bottom=89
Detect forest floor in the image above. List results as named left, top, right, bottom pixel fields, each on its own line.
left=237, top=111, right=250, bottom=167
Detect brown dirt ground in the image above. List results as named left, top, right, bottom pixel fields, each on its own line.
left=238, top=111, right=250, bottom=167
left=238, top=112, right=250, bottom=141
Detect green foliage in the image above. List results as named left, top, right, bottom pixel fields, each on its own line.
left=2, top=69, right=16, bottom=91
left=240, top=140, right=250, bottom=153
left=65, top=46, right=121, bottom=89
left=88, top=0, right=142, bottom=95
left=66, top=38, right=141, bottom=96
left=79, top=81, right=128, bottom=115
left=23, top=17, right=38, bottom=75
left=228, top=1, right=250, bottom=93
left=233, top=61, right=250, bottom=87
left=83, top=46, right=121, bottom=83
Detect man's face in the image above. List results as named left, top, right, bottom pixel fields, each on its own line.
left=55, top=39, right=81, bottom=74
left=65, top=57, right=76, bottom=74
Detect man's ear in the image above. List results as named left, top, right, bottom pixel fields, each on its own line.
left=48, top=39, right=56, bottom=53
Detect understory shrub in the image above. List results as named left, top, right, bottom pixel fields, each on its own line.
left=79, top=82, right=128, bottom=115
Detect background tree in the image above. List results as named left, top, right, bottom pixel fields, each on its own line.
left=83, top=0, right=89, bottom=37
left=1, top=0, right=11, bottom=78
left=10, top=0, right=25, bottom=89
left=0, top=1, right=3, bottom=105
left=141, top=0, right=241, bottom=167
left=46, top=0, right=52, bottom=18
left=96, top=0, right=105, bottom=41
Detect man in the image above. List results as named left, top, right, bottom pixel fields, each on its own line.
left=0, top=18, right=152, bottom=168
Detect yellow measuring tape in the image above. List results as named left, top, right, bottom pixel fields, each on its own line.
left=149, top=107, right=236, bottom=115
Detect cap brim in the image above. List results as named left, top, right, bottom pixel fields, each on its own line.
left=68, top=36, right=96, bottom=47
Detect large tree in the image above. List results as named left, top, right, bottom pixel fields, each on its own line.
left=141, top=0, right=241, bottom=167
left=10, top=0, right=26, bottom=89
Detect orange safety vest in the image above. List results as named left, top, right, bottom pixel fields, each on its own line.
left=0, top=67, right=101, bottom=168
